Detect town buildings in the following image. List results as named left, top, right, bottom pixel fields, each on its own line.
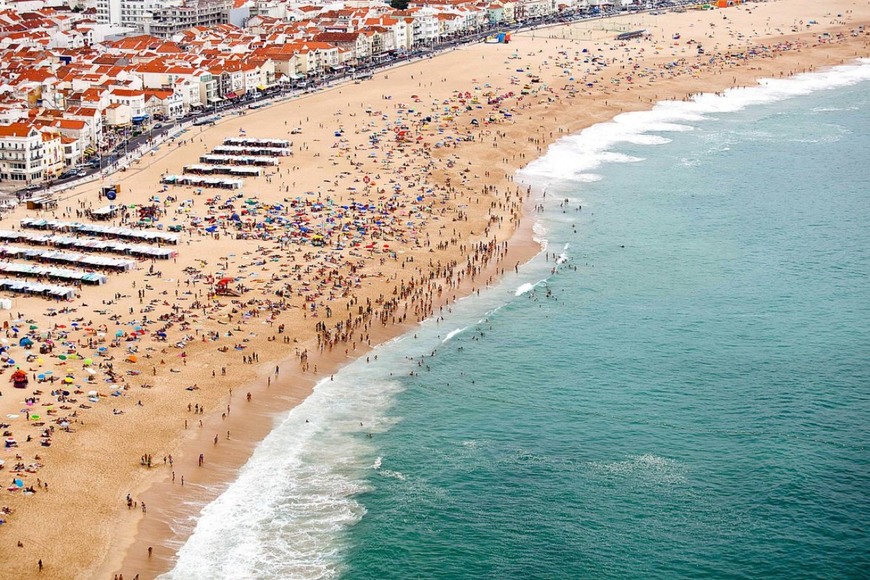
left=0, top=0, right=617, bottom=186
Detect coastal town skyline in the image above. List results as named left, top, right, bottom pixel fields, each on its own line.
left=0, top=0, right=631, bottom=189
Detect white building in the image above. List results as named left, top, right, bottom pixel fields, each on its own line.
left=96, top=0, right=182, bottom=29
left=0, top=122, right=45, bottom=185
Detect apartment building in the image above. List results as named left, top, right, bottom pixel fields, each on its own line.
left=0, top=122, right=45, bottom=184
left=147, top=0, right=232, bottom=38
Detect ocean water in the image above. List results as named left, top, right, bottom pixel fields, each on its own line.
left=165, top=60, right=870, bottom=579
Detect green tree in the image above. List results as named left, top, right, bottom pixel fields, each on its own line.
left=390, top=0, right=409, bottom=10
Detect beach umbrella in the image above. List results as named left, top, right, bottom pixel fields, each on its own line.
left=83, top=358, right=93, bottom=366
left=13, top=478, right=23, bottom=488
left=116, top=330, right=124, bottom=337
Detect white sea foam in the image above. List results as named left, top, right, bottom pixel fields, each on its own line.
left=162, top=371, right=405, bottom=580
left=164, top=254, right=557, bottom=579
left=379, top=469, right=407, bottom=481
left=811, top=105, right=859, bottom=113
left=516, top=278, right=549, bottom=296
left=532, top=221, right=548, bottom=248
left=520, top=59, right=870, bottom=186
left=588, top=454, right=687, bottom=486
left=442, top=327, right=465, bottom=343
left=556, top=243, right=570, bottom=265
left=165, top=58, right=870, bottom=580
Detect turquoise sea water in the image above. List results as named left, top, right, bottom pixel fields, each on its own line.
left=166, top=62, right=870, bottom=579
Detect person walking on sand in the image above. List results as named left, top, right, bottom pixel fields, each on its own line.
left=38, top=560, right=43, bottom=572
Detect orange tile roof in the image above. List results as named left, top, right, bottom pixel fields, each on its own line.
left=0, top=122, right=37, bottom=137
left=54, top=118, right=86, bottom=130
left=110, top=88, right=145, bottom=97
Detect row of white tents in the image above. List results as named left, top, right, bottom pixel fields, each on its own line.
left=161, top=175, right=244, bottom=190
left=0, top=230, right=177, bottom=259
left=212, top=145, right=290, bottom=157
left=0, top=246, right=136, bottom=272
left=199, top=154, right=278, bottom=167
left=20, top=218, right=179, bottom=245
left=0, top=262, right=107, bottom=285
left=183, top=164, right=261, bottom=177
left=223, top=137, right=290, bottom=149
left=0, top=278, right=78, bottom=300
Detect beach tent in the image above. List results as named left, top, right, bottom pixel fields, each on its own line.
left=716, top=0, right=741, bottom=6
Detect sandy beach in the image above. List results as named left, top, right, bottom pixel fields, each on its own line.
left=0, top=1, right=866, bottom=578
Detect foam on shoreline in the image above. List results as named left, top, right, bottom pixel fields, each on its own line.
left=520, top=58, right=870, bottom=187
left=71, top=4, right=870, bottom=577
left=159, top=57, right=870, bottom=580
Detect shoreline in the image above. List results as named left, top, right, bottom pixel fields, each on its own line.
left=0, top=2, right=865, bottom=578
left=119, top=46, right=870, bottom=580
left=77, top=14, right=870, bottom=580
left=106, top=194, right=543, bottom=580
